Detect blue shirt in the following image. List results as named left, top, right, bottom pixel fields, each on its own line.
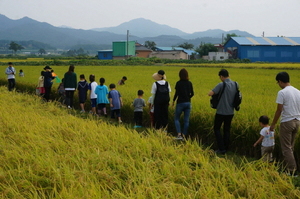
left=108, top=90, right=121, bottom=110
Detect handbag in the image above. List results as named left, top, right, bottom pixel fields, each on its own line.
left=210, top=82, right=226, bottom=109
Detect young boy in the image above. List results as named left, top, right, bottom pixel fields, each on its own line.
left=253, top=115, right=275, bottom=162
left=77, top=74, right=89, bottom=113
left=108, top=83, right=123, bottom=123
left=133, top=90, right=146, bottom=128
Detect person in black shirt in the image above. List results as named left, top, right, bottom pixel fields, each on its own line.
left=172, top=68, right=194, bottom=140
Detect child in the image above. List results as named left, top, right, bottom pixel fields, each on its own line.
left=95, top=77, right=109, bottom=117
left=118, top=76, right=127, bottom=85
left=253, top=115, right=275, bottom=162
left=147, top=95, right=155, bottom=128
left=108, top=83, right=123, bottom=123
left=19, top=69, right=24, bottom=77
left=57, top=78, right=65, bottom=103
left=77, top=74, right=89, bottom=113
left=88, top=74, right=98, bottom=115
left=132, top=90, right=146, bottom=128
left=37, top=71, right=45, bottom=96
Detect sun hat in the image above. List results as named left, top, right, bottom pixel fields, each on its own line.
left=152, top=70, right=166, bottom=81
left=44, top=65, right=52, bottom=70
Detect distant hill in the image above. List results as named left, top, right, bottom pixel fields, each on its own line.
left=92, top=18, right=188, bottom=37
left=92, top=18, right=255, bottom=39
left=0, top=14, right=255, bottom=52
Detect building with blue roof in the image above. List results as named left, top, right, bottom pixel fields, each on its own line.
left=224, top=37, right=300, bottom=62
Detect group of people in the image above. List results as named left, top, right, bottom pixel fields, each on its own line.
left=208, top=69, right=300, bottom=177
left=5, top=62, right=300, bottom=176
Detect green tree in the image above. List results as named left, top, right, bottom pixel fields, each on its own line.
left=38, top=48, right=46, bottom=55
left=9, top=41, right=24, bottom=54
left=223, top=33, right=238, bottom=44
left=195, top=43, right=218, bottom=57
left=144, top=41, right=156, bottom=51
left=178, top=42, right=194, bottom=50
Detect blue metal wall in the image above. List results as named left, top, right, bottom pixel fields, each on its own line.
left=224, top=39, right=300, bottom=62
left=98, top=51, right=113, bottom=60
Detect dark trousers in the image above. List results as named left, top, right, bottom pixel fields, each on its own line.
left=154, top=103, right=169, bottom=130
left=214, top=114, right=234, bottom=151
left=134, top=111, right=143, bottom=126
left=65, top=90, right=75, bottom=108
left=8, top=78, right=15, bottom=91
left=44, top=87, right=52, bottom=101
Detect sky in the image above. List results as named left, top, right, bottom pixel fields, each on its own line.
left=0, top=0, right=299, bottom=37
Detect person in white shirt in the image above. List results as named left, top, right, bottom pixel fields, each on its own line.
left=5, top=62, right=16, bottom=91
left=253, top=115, right=275, bottom=162
left=270, top=72, right=300, bottom=176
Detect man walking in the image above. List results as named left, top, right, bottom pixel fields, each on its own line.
left=270, top=72, right=300, bottom=176
left=5, top=62, right=16, bottom=91
left=208, top=69, right=239, bottom=154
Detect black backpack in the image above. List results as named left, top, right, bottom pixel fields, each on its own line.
left=233, top=82, right=242, bottom=111
left=154, top=82, right=170, bottom=104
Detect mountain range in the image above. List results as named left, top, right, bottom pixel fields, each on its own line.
left=0, top=14, right=255, bottom=51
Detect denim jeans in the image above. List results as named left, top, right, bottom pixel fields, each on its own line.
left=174, top=102, right=191, bottom=135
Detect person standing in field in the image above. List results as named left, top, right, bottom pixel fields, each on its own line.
left=37, top=71, right=45, bottom=96
left=42, top=65, right=54, bottom=101
left=5, top=62, right=16, bottom=91
left=77, top=74, right=89, bottom=113
left=19, top=69, right=24, bottom=77
left=253, top=115, right=275, bottom=162
left=270, top=72, right=300, bottom=176
left=95, top=77, right=109, bottom=117
left=64, top=65, right=77, bottom=109
left=151, top=70, right=171, bottom=130
left=89, top=74, right=98, bottom=115
left=118, top=76, right=127, bottom=85
left=172, top=68, right=194, bottom=140
left=133, top=90, right=146, bottom=128
left=108, top=83, right=123, bottom=123
left=208, top=69, right=239, bottom=154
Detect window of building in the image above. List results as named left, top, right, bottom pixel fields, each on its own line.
left=281, top=51, right=292, bottom=57
left=247, top=50, right=259, bottom=58
left=103, top=53, right=107, bottom=58
left=264, top=51, right=276, bottom=57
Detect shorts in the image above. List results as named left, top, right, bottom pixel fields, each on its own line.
left=98, top=103, right=106, bottom=110
left=90, top=98, right=97, bottom=107
left=111, top=109, right=121, bottom=119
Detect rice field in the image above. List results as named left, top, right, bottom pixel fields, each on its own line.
left=0, top=87, right=299, bottom=198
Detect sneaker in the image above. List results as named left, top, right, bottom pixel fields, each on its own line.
left=134, top=125, right=142, bottom=128
left=119, top=120, right=123, bottom=124
left=67, top=106, right=72, bottom=109
left=174, top=135, right=184, bottom=140
left=80, top=110, right=85, bottom=113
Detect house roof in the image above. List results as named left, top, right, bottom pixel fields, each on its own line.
left=229, top=37, right=300, bottom=46
left=155, top=47, right=196, bottom=55
left=136, top=46, right=152, bottom=51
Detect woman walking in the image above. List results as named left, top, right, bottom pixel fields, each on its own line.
left=172, top=68, right=194, bottom=139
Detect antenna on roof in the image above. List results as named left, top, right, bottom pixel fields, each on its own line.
left=262, top=31, right=264, bottom=37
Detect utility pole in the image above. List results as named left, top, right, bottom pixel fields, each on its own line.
left=127, top=30, right=129, bottom=59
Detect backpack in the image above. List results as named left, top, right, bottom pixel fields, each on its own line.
left=233, top=82, right=242, bottom=111
left=154, top=81, right=170, bottom=104
left=210, top=82, right=226, bottom=109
